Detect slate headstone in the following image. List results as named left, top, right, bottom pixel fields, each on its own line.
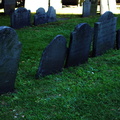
left=36, top=35, right=67, bottom=78
left=46, top=6, right=56, bottom=23
left=116, top=29, right=120, bottom=50
left=0, top=26, right=22, bottom=95
left=25, top=0, right=48, bottom=12
left=11, top=7, right=31, bottom=29
left=82, top=0, right=91, bottom=17
left=93, top=11, right=117, bottom=56
left=34, top=8, right=47, bottom=26
left=65, top=23, right=93, bottom=68
left=90, top=0, right=98, bottom=16
left=4, top=0, right=16, bottom=14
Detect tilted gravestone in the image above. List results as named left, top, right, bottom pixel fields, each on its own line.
left=46, top=6, right=56, bottom=23
left=4, top=0, right=16, bottom=14
left=82, top=0, right=91, bottom=17
left=36, top=35, right=67, bottom=78
left=90, top=0, right=98, bottom=16
left=93, top=11, right=117, bottom=56
left=116, top=29, right=120, bottom=50
left=11, top=7, right=31, bottom=29
left=0, top=26, right=22, bottom=95
left=34, top=8, right=47, bottom=26
left=25, top=0, right=48, bottom=13
left=65, top=23, right=93, bottom=68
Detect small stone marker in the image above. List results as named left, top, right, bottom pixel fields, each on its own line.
left=65, top=23, right=93, bottom=67
left=116, top=29, right=120, bottom=50
left=0, top=26, right=22, bottom=95
left=93, top=11, right=117, bottom=56
left=82, top=0, right=91, bottom=17
left=90, top=0, right=98, bottom=16
left=11, top=7, right=31, bottom=29
left=46, top=6, right=56, bottom=23
left=36, top=35, right=67, bottom=78
left=34, top=8, right=47, bottom=26
left=25, top=0, right=48, bottom=12
left=4, top=0, right=16, bottom=14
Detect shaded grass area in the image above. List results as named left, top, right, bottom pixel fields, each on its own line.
left=0, top=14, right=120, bottom=120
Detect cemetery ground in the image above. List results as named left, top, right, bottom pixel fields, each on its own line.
left=0, top=13, right=120, bottom=120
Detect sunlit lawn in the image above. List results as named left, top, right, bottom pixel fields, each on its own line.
left=0, top=13, right=120, bottom=120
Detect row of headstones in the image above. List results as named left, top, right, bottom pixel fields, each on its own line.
left=11, top=6, right=56, bottom=29
left=0, top=11, right=120, bottom=95
left=35, top=11, right=119, bottom=78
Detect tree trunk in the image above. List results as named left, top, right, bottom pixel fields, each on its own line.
left=90, top=0, right=98, bottom=16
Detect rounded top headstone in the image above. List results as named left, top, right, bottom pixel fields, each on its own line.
left=0, top=26, right=21, bottom=61
left=0, top=26, right=22, bottom=95
left=15, top=7, right=28, bottom=13
left=36, top=7, right=45, bottom=15
left=99, top=11, right=114, bottom=22
left=74, top=23, right=91, bottom=33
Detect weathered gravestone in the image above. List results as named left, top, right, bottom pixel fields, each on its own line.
left=11, top=7, right=31, bottom=29
left=36, top=35, right=67, bottom=78
left=82, top=0, right=91, bottom=17
left=65, top=23, right=93, bottom=68
left=116, top=29, right=120, bottom=50
left=4, top=0, right=16, bottom=14
left=90, top=0, right=98, bottom=16
left=0, top=26, right=22, bottom=95
left=46, top=6, right=56, bottom=23
left=93, top=11, right=117, bottom=56
left=34, top=8, right=47, bottom=26
left=25, top=0, right=48, bottom=12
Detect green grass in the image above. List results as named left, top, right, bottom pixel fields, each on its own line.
left=0, top=13, right=120, bottom=120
